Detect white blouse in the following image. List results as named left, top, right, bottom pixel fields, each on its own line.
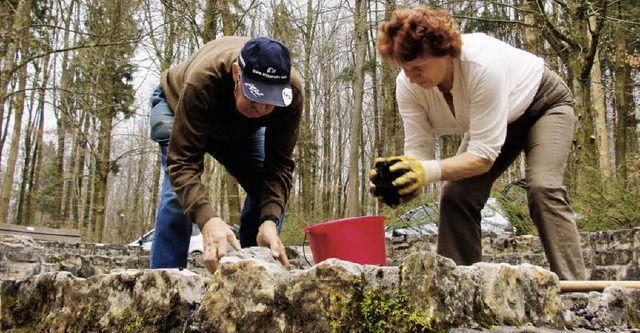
left=397, top=33, right=544, bottom=162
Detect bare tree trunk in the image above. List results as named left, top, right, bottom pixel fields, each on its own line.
left=92, top=116, right=113, bottom=242
left=590, top=41, right=611, bottom=178
left=26, top=54, right=48, bottom=226
left=0, top=0, right=32, bottom=224
left=613, top=0, right=637, bottom=184
left=212, top=162, right=224, bottom=216
left=220, top=167, right=228, bottom=220
left=321, top=62, right=333, bottom=217
left=359, top=119, right=367, bottom=214
left=379, top=0, right=401, bottom=157
left=85, top=150, right=95, bottom=240
left=202, top=0, right=218, bottom=43
left=335, top=96, right=345, bottom=217
left=17, top=71, right=39, bottom=225
left=366, top=3, right=380, bottom=212
left=149, top=152, right=161, bottom=225
left=118, top=153, right=136, bottom=239
left=219, top=0, right=233, bottom=36
left=66, top=111, right=87, bottom=226
left=225, top=173, right=241, bottom=225
left=298, top=0, right=316, bottom=216
left=0, top=0, right=24, bottom=167
left=346, top=0, right=366, bottom=217
left=571, top=67, right=597, bottom=189
left=51, top=114, right=66, bottom=228
left=128, top=151, right=148, bottom=239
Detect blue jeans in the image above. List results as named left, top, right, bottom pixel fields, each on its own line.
left=148, top=86, right=284, bottom=269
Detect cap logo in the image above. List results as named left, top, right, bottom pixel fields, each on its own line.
left=243, top=82, right=264, bottom=98
left=282, top=88, right=293, bottom=106
left=250, top=68, right=288, bottom=81
left=238, top=54, right=288, bottom=81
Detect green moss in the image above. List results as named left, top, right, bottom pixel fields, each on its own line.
left=468, top=302, right=497, bottom=329
left=123, top=316, right=144, bottom=332
left=328, top=278, right=437, bottom=333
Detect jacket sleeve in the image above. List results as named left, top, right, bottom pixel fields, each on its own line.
left=167, top=83, right=216, bottom=230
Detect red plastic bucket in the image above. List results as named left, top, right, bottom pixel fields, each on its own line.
left=303, top=216, right=387, bottom=265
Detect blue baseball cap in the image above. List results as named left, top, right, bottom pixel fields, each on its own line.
left=237, top=37, right=293, bottom=107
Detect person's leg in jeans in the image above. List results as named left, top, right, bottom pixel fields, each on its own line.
left=148, top=86, right=192, bottom=269
left=524, top=106, right=586, bottom=280
left=212, top=128, right=284, bottom=247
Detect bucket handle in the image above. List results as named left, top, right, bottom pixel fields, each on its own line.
left=302, top=232, right=313, bottom=267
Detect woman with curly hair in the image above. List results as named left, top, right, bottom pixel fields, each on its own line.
left=370, top=6, right=586, bottom=280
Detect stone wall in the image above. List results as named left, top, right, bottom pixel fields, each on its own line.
left=2, top=229, right=640, bottom=332
left=386, top=227, right=640, bottom=281
left=2, top=228, right=640, bottom=282
left=0, top=236, right=154, bottom=281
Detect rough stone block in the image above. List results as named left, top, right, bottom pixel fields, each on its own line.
left=400, top=251, right=563, bottom=329
left=522, top=253, right=547, bottom=267
left=0, top=269, right=207, bottom=332
left=622, top=263, right=640, bottom=280
left=608, top=229, right=634, bottom=250
left=5, top=250, right=39, bottom=263
left=594, top=249, right=633, bottom=266
left=591, top=231, right=612, bottom=252
left=590, top=266, right=621, bottom=281
left=562, top=286, right=640, bottom=330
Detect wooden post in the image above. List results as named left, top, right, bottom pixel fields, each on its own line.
left=560, top=280, right=640, bottom=292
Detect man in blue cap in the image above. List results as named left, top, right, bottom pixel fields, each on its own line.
left=148, top=36, right=303, bottom=273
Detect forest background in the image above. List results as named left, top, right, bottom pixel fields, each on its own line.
left=0, top=0, right=638, bottom=246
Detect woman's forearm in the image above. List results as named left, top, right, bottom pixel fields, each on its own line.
left=438, top=152, right=493, bottom=181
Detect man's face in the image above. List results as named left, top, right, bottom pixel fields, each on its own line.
left=399, top=55, right=451, bottom=90
left=232, top=63, right=276, bottom=119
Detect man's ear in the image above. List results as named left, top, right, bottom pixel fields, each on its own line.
left=231, top=62, right=239, bottom=79
left=232, top=62, right=241, bottom=93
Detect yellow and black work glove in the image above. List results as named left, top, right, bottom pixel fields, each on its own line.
left=369, top=156, right=426, bottom=207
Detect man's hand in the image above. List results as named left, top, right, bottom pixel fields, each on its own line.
left=201, top=217, right=242, bottom=274
left=256, top=220, right=290, bottom=269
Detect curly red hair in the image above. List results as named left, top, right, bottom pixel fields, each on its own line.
left=377, top=6, right=462, bottom=63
